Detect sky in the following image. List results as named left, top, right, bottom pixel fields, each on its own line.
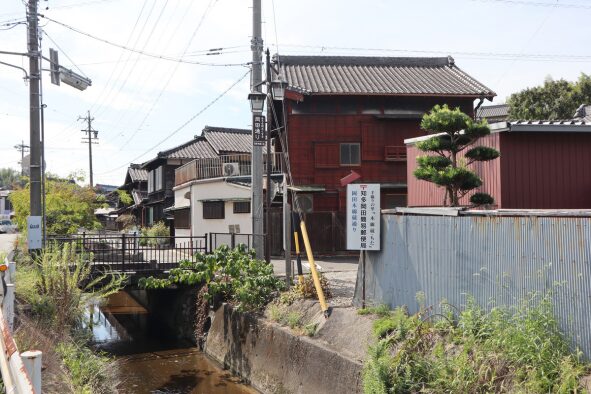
left=1, top=0, right=590, bottom=186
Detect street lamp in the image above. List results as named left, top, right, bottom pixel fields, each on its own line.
left=248, top=92, right=266, bottom=113
left=270, top=79, right=288, bottom=101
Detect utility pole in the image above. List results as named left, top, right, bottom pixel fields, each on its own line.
left=265, top=49, right=272, bottom=264
left=251, top=0, right=264, bottom=258
left=27, top=0, right=43, bottom=251
left=79, top=111, right=98, bottom=188
left=14, top=140, right=30, bottom=176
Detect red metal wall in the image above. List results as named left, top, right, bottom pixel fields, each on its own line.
left=285, top=96, right=475, bottom=212
left=407, top=131, right=591, bottom=209
left=500, top=132, right=591, bottom=209
left=406, top=133, right=502, bottom=207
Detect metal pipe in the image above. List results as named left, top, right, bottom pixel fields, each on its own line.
left=299, top=221, right=329, bottom=316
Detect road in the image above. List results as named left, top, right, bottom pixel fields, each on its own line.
left=0, top=233, right=17, bottom=257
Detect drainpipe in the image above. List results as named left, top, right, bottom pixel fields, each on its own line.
left=473, top=96, right=485, bottom=120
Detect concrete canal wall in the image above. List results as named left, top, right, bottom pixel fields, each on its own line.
left=205, top=303, right=367, bottom=394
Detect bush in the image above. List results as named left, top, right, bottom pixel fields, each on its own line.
left=19, top=243, right=126, bottom=329
left=139, top=221, right=170, bottom=246
left=139, top=245, right=285, bottom=311
left=361, top=295, right=590, bottom=393
left=295, top=272, right=331, bottom=299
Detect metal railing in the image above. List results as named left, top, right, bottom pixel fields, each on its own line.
left=208, top=232, right=264, bottom=252
left=0, top=258, right=39, bottom=393
left=46, top=233, right=207, bottom=273
left=175, top=152, right=285, bottom=186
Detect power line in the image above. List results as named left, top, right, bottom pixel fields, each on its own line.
left=97, top=69, right=250, bottom=176
left=42, top=30, right=88, bottom=78
left=468, top=0, right=591, bottom=9
left=41, top=15, right=248, bottom=67
left=114, top=0, right=220, bottom=149
left=275, top=44, right=591, bottom=62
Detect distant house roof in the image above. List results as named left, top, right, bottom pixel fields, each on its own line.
left=476, top=104, right=509, bottom=122
left=277, top=55, right=495, bottom=99
left=127, top=163, right=148, bottom=182
left=201, top=126, right=252, bottom=154
left=158, top=136, right=218, bottom=160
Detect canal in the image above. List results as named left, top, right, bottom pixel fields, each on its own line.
left=87, top=291, right=256, bottom=393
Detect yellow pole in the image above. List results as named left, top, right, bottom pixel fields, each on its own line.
left=299, top=221, right=329, bottom=316
left=293, top=231, right=304, bottom=285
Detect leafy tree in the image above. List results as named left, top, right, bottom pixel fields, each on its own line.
left=9, top=177, right=101, bottom=235
left=507, top=74, right=591, bottom=120
left=414, top=105, right=499, bottom=207
left=0, top=168, right=21, bottom=189
left=116, top=189, right=133, bottom=206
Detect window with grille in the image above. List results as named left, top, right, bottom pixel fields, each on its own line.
left=203, top=201, right=225, bottom=219
left=340, top=143, right=361, bottom=166
left=233, top=201, right=250, bottom=214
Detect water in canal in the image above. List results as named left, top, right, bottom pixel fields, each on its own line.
left=87, top=291, right=256, bottom=394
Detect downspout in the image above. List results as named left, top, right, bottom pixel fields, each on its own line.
left=473, top=96, right=485, bottom=120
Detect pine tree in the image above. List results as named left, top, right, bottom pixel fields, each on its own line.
left=414, top=105, right=500, bottom=207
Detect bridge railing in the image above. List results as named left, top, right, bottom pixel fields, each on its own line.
left=46, top=233, right=208, bottom=273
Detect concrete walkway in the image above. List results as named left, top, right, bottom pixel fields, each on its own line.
left=271, top=254, right=359, bottom=307
left=0, top=233, right=17, bottom=257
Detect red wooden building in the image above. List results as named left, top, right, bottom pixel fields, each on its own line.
left=274, top=55, right=495, bottom=213
left=406, top=112, right=591, bottom=208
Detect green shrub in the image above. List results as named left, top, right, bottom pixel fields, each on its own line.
left=56, top=341, right=113, bottom=394
left=139, top=244, right=285, bottom=311
left=139, top=221, right=170, bottom=246
left=362, top=294, right=590, bottom=393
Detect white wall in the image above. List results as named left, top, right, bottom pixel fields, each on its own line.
left=190, top=179, right=252, bottom=236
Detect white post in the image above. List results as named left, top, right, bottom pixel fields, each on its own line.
left=7, top=261, right=16, bottom=284
left=4, top=283, right=14, bottom=332
left=21, top=350, right=42, bottom=393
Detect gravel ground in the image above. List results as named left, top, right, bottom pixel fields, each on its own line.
left=323, top=270, right=358, bottom=308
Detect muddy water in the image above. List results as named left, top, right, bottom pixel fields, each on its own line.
left=87, top=291, right=256, bottom=394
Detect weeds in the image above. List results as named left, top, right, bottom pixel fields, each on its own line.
left=56, top=341, right=116, bottom=394
left=294, top=272, right=331, bottom=299
left=362, top=294, right=590, bottom=393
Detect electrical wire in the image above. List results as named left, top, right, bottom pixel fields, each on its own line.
left=42, top=30, right=89, bottom=78
left=96, top=69, right=250, bottom=176
left=41, top=15, right=248, bottom=67
left=274, top=44, right=591, bottom=62
left=114, top=0, right=222, bottom=149
left=468, top=0, right=591, bottom=9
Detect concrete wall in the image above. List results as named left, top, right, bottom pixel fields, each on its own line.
left=354, top=212, right=591, bottom=358
left=205, top=303, right=364, bottom=394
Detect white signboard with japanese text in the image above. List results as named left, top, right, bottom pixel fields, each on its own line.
left=346, top=184, right=380, bottom=250
left=27, top=216, right=42, bottom=250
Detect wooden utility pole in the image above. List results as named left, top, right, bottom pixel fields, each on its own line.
left=79, top=111, right=98, bottom=188
left=14, top=140, right=29, bottom=176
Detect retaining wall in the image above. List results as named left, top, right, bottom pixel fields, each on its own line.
left=205, top=303, right=365, bottom=394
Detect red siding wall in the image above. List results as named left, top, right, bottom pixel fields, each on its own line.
left=500, top=132, right=591, bottom=209
left=285, top=96, right=475, bottom=212
left=407, top=133, right=502, bottom=207
left=407, top=131, right=591, bottom=209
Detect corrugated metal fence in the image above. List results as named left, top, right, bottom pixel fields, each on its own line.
left=354, top=212, right=591, bottom=357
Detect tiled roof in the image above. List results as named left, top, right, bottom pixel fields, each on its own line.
left=201, top=126, right=252, bottom=154
left=131, top=190, right=147, bottom=205
left=128, top=164, right=148, bottom=182
left=510, top=120, right=590, bottom=126
left=277, top=55, right=495, bottom=98
left=157, top=137, right=217, bottom=160
left=476, top=104, right=509, bottom=121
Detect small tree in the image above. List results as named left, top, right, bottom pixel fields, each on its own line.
left=414, top=105, right=499, bottom=207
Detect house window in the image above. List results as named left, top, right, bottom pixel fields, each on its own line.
left=203, top=201, right=225, bottom=219
left=147, top=207, right=154, bottom=225
left=340, top=143, right=360, bottom=166
left=148, top=166, right=164, bottom=193
left=233, top=201, right=250, bottom=214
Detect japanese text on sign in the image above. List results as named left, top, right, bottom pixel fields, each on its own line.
left=253, top=114, right=266, bottom=146
left=346, top=184, right=380, bottom=250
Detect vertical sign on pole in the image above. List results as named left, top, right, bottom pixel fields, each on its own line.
left=27, top=216, right=42, bottom=250
left=346, top=184, right=380, bottom=251
left=253, top=114, right=266, bottom=146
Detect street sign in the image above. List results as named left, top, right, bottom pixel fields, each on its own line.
left=27, top=216, right=42, bottom=250
left=346, top=184, right=380, bottom=250
left=253, top=114, right=266, bottom=146
left=49, top=48, right=60, bottom=86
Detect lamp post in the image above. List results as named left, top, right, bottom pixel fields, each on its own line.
left=248, top=50, right=287, bottom=264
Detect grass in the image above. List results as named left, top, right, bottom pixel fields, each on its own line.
left=56, top=342, right=115, bottom=394
left=361, top=295, right=590, bottom=393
